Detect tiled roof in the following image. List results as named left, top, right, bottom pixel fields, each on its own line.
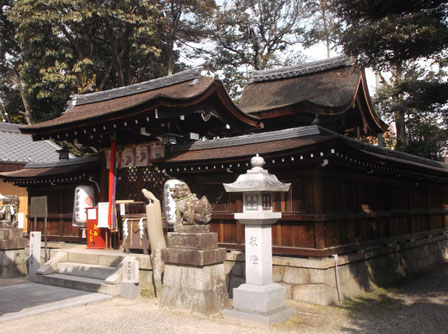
left=160, top=125, right=448, bottom=175
left=172, top=125, right=321, bottom=152
left=0, top=123, right=66, bottom=164
left=0, top=155, right=99, bottom=179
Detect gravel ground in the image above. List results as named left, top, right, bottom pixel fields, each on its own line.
left=1, top=262, right=447, bottom=334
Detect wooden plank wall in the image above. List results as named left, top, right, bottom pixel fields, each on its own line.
left=28, top=186, right=82, bottom=242
left=190, top=169, right=448, bottom=257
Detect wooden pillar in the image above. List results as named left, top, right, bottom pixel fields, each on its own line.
left=98, top=151, right=108, bottom=202
left=313, top=172, right=325, bottom=249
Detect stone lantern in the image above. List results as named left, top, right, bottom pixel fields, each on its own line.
left=223, top=154, right=294, bottom=325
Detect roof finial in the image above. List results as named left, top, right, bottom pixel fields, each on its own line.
left=250, top=154, right=265, bottom=169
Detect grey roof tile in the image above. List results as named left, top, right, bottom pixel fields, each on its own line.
left=0, top=123, right=64, bottom=164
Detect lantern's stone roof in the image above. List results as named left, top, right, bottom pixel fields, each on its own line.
left=223, top=154, right=291, bottom=192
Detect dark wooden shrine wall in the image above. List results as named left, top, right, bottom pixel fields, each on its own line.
left=28, top=185, right=82, bottom=241
left=184, top=169, right=448, bottom=256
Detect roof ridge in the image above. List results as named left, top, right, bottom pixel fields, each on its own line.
left=319, top=127, right=448, bottom=169
left=24, top=154, right=99, bottom=169
left=171, top=125, right=322, bottom=152
left=67, top=67, right=204, bottom=109
left=249, top=56, right=353, bottom=83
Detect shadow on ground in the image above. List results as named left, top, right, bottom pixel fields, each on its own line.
left=339, top=262, right=448, bottom=333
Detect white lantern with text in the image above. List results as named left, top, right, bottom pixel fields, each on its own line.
left=223, top=154, right=294, bottom=325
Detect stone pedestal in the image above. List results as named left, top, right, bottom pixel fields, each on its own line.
left=160, top=225, right=228, bottom=314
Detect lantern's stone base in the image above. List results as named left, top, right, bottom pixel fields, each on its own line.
left=224, top=305, right=295, bottom=325
left=160, top=225, right=229, bottom=314
left=224, top=283, right=294, bottom=325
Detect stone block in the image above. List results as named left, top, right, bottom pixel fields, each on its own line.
left=68, top=251, right=98, bottom=265
left=291, top=284, right=338, bottom=306
left=139, top=269, right=154, bottom=289
left=167, top=232, right=218, bottom=249
left=0, top=250, right=14, bottom=266
left=137, top=255, right=152, bottom=270
left=121, top=281, right=140, bottom=299
left=161, top=285, right=228, bottom=315
left=272, top=265, right=284, bottom=283
left=308, top=268, right=325, bottom=284
left=224, top=306, right=295, bottom=325
left=340, top=278, right=364, bottom=299
left=0, top=229, right=9, bottom=240
left=233, top=283, right=286, bottom=314
left=98, top=255, right=123, bottom=267
left=163, top=264, right=182, bottom=287
left=161, top=261, right=229, bottom=314
left=282, top=267, right=308, bottom=285
left=122, top=258, right=139, bottom=283
left=279, top=282, right=292, bottom=299
left=174, top=225, right=210, bottom=233
left=161, top=247, right=226, bottom=266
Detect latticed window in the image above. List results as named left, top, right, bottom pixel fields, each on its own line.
left=141, top=166, right=168, bottom=201
left=262, top=193, right=272, bottom=210
left=245, top=194, right=258, bottom=211
left=116, top=166, right=169, bottom=202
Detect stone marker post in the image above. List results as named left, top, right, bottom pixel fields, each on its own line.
left=223, top=154, right=294, bottom=325
left=29, top=232, right=41, bottom=281
left=121, top=257, right=140, bottom=299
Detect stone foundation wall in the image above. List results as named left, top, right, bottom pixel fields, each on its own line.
left=224, top=231, right=448, bottom=305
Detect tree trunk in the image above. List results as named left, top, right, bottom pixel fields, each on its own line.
left=15, top=76, right=33, bottom=125
left=320, top=0, right=331, bottom=58
left=394, top=109, right=408, bottom=150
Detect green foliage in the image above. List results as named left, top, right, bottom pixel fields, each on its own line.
left=3, top=0, right=167, bottom=124
left=334, top=0, right=448, bottom=70
left=375, top=63, right=448, bottom=159
left=333, top=0, right=448, bottom=159
left=159, top=0, right=218, bottom=74
left=209, top=0, right=310, bottom=97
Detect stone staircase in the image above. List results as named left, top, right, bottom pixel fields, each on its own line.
left=34, top=249, right=134, bottom=295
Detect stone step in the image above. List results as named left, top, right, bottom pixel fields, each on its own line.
left=54, top=249, right=126, bottom=267
left=33, top=273, right=121, bottom=296
left=57, top=262, right=117, bottom=280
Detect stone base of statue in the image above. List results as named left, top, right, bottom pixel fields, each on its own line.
left=160, top=225, right=229, bottom=314
left=224, top=283, right=294, bottom=325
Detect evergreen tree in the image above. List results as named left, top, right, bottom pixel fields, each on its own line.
left=4, top=0, right=165, bottom=124
left=209, top=0, right=311, bottom=98
left=333, top=0, right=448, bottom=157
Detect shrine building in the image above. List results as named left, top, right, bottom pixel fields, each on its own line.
left=1, top=56, right=447, bottom=304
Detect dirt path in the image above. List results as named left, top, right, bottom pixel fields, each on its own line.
left=1, top=262, right=447, bottom=334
